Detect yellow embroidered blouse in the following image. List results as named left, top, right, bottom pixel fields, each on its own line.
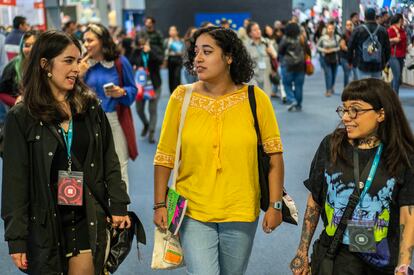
left=154, top=84, right=283, bottom=222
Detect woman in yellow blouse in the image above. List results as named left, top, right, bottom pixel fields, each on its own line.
left=153, top=26, right=285, bottom=274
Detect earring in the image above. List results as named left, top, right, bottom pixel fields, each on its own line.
left=47, top=72, right=52, bottom=78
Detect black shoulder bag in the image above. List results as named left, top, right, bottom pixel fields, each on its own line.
left=311, top=148, right=370, bottom=275
left=247, top=85, right=298, bottom=225
left=70, top=153, right=146, bottom=274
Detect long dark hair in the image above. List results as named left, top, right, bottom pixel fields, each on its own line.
left=23, top=30, right=97, bottom=123
left=184, top=26, right=254, bottom=84
left=85, top=23, right=119, bottom=61
left=331, top=79, right=414, bottom=177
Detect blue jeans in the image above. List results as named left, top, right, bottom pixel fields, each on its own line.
left=356, top=68, right=382, bottom=80
left=281, top=67, right=305, bottom=107
left=389, top=56, right=404, bottom=94
left=321, top=58, right=338, bottom=91
left=179, top=216, right=259, bottom=275
left=340, top=58, right=351, bottom=88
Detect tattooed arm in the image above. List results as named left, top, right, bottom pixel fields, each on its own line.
left=396, top=205, right=414, bottom=274
left=290, top=193, right=321, bottom=275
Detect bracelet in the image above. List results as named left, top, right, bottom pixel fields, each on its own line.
left=153, top=202, right=166, bottom=210
left=153, top=204, right=166, bottom=210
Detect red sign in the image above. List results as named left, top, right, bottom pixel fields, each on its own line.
left=34, top=1, right=44, bottom=9
left=0, top=0, right=16, bottom=6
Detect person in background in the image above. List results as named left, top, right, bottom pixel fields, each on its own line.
left=120, top=37, right=134, bottom=65
left=131, top=34, right=164, bottom=144
left=63, top=20, right=77, bottom=36
left=80, top=23, right=137, bottom=192
left=0, top=33, right=7, bottom=76
left=238, top=18, right=251, bottom=42
left=279, top=22, right=310, bottom=112
left=313, top=20, right=326, bottom=45
left=0, top=30, right=38, bottom=105
left=245, top=21, right=276, bottom=97
left=317, top=22, right=341, bottom=96
left=387, top=14, right=407, bottom=94
left=183, top=26, right=198, bottom=84
left=220, top=19, right=231, bottom=29
left=2, top=30, right=130, bottom=275
left=350, top=12, right=361, bottom=27
left=339, top=20, right=356, bottom=88
left=154, top=26, right=284, bottom=275
left=347, top=8, right=390, bottom=80
left=5, top=16, right=29, bottom=60
left=143, top=16, right=164, bottom=53
left=164, top=25, right=185, bottom=94
left=290, top=79, right=414, bottom=275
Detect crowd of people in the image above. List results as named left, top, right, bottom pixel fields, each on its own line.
left=0, top=6, right=413, bottom=275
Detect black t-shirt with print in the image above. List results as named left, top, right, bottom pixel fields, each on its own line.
left=304, top=134, right=414, bottom=271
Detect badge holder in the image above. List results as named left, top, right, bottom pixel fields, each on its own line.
left=57, top=119, right=84, bottom=206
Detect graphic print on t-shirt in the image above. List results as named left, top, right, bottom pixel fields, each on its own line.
left=323, top=170, right=396, bottom=267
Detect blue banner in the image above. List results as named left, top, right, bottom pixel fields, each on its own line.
left=195, top=12, right=251, bottom=30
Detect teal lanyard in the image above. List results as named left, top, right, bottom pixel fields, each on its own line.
left=60, top=119, right=73, bottom=172
left=359, top=143, right=383, bottom=207
left=141, top=52, right=149, bottom=69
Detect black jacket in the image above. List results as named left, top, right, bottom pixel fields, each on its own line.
left=347, top=22, right=391, bottom=72
left=1, top=101, right=130, bottom=274
left=130, top=47, right=164, bottom=90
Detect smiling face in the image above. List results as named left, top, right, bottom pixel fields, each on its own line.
left=22, top=35, right=36, bottom=58
left=83, top=31, right=103, bottom=59
left=45, top=44, right=81, bottom=96
left=194, top=33, right=232, bottom=83
left=341, top=100, right=384, bottom=140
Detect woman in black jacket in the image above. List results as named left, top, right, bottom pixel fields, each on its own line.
left=1, top=30, right=131, bottom=275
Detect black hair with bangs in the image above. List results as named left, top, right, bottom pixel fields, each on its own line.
left=330, top=79, right=414, bottom=177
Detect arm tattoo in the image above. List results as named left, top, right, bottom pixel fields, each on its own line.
left=298, top=204, right=321, bottom=253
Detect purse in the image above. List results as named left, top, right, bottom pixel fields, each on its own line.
left=151, top=84, right=193, bottom=270
left=247, top=85, right=298, bottom=225
left=305, top=54, right=314, bottom=76
left=114, top=58, right=139, bottom=160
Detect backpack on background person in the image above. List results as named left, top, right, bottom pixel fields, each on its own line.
left=361, top=25, right=382, bottom=64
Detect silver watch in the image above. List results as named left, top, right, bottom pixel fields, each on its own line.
left=269, top=201, right=282, bottom=210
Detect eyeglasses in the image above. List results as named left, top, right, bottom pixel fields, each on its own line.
left=336, top=106, right=375, bottom=119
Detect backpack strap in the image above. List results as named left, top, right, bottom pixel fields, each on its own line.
left=372, top=24, right=380, bottom=36
left=361, top=24, right=375, bottom=40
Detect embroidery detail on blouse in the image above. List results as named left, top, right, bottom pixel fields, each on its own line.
left=171, top=87, right=248, bottom=116
left=88, top=59, right=115, bottom=69
left=154, top=150, right=175, bottom=168
left=263, top=137, right=283, bottom=153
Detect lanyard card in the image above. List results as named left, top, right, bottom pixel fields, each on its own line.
left=348, top=220, right=376, bottom=253
left=57, top=170, right=84, bottom=206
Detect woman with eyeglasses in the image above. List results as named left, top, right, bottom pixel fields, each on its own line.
left=290, top=79, right=414, bottom=275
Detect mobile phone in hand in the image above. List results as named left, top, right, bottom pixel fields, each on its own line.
left=103, top=82, right=114, bottom=96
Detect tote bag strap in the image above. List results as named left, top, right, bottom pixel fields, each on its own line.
left=170, top=84, right=193, bottom=190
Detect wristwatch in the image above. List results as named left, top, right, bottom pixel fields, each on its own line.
left=269, top=201, right=283, bottom=210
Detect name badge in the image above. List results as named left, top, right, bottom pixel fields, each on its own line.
left=57, top=170, right=84, bottom=206
left=348, top=220, right=376, bottom=254
left=258, top=61, right=266, bottom=70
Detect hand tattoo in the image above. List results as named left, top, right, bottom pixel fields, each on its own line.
left=290, top=255, right=305, bottom=270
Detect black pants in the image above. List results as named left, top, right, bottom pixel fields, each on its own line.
left=332, top=245, right=392, bottom=275
left=168, top=56, right=183, bottom=94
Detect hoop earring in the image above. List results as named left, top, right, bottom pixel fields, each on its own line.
left=47, top=72, right=52, bottom=78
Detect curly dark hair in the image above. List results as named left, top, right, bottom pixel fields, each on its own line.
left=184, top=26, right=254, bottom=84
left=85, top=23, right=119, bottom=61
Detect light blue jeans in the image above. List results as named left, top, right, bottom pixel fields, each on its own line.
left=179, top=216, right=259, bottom=275
left=389, top=56, right=404, bottom=94
left=356, top=68, right=382, bottom=80
left=281, top=66, right=305, bottom=107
